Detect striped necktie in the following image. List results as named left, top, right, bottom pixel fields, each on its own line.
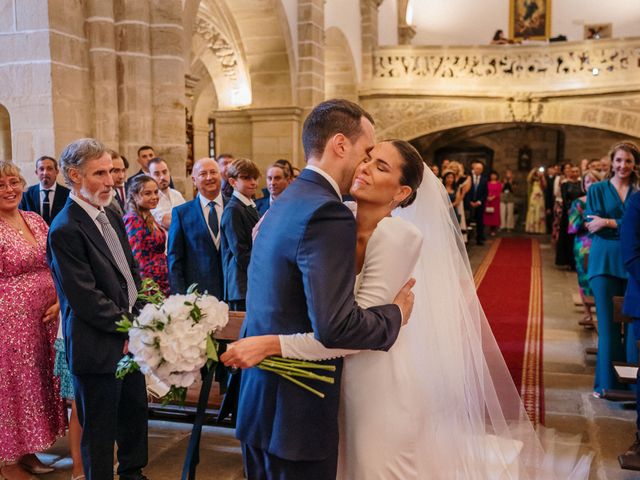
left=42, top=189, right=52, bottom=224
left=96, top=211, right=138, bottom=307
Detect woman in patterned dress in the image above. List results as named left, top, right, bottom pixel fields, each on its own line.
left=123, top=175, right=169, bottom=295
left=0, top=161, right=66, bottom=480
left=525, top=168, right=546, bottom=233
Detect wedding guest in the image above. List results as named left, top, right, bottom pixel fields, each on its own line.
left=256, top=162, right=290, bottom=216
left=0, top=161, right=66, bottom=480
left=620, top=188, right=640, bottom=467
left=588, top=158, right=603, bottom=178
left=441, top=158, right=451, bottom=172
left=168, top=157, right=225, bottom=298
left=19, top=155, right=70, bottom=225
left=544, top=164, right=558, bottom=234
left=221, top=158, right=261, bottom=311
left=148, top=157, right=185, bottom=229
left=587, top=141, right=640, bottom=396
left=556, top=165, right=583, bottom=269
left=466, top=161, right=488, bottom=245
left=568, top=172, right=598, bottom=300
left=442, top=171, right=462, bottom=223
left=525, top=168, right=546, bottom=233
left=450, top=161, right=471, bottom=242
left=217, top=153, right=235, bottom=200
left=552, top=163, right=572, bottom=243
left=47, top=138, right=148, bottom=480
left=107, top=149, right=128, bottom=217
left=274, top=159, right=294, bottom=182
left=500, top=169, right=516, bottom=231
left=580, top=158, right=590, bottom=175
left=292, top=166, right=301, bottom=180
left=484, top=171, right=501, bottom=236
left=431, top=164, right=440, bottom=178
left=124, top=175, right=169, bottom=296
left=600, top=155, right=612, bottom=176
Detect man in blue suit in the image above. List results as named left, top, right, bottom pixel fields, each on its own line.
left=47, top=138, right=148, bottom=480
left=19, top=155, right=70, bottom=224
left=620, top=189, right=640, bottom=469
left=465, top=160, right=489, bottom=245
left=255, top=162, right=290, bottom=217
left=231, top=99, right=416, bottom=479
left=167, top=157, right=225, bottom=298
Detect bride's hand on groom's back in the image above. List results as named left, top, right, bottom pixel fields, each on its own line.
left=220, top=335, right=282, bottom=369
left=393, top=278, right=416, bottom=326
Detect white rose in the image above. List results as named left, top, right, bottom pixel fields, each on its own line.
left=161, top=295, right=194, bottom=322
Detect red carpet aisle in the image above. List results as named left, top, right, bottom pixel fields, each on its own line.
left=474, top=238, right=544, bottom=425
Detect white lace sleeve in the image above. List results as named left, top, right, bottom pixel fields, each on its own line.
left=279, top=216, right=423, bottom=361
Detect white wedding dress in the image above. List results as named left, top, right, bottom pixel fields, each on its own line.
left=280, top=170, right=592, bottom=479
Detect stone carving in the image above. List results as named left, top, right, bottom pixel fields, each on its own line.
left=194, top=17, right=239, bottom=81
left=373, top=42, right=640, bottom=81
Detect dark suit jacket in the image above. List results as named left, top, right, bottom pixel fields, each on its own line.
left=465, top=174, right=488, bottom=209
left=622, top=191, right=640, bottom=318
left=19, top=183, right=70, bottom=224
left=47, top=199, right=141, bottom=374
left=255, top=196, right=270, bottom=217
left=220, top=196, right=260, bottom=301
left=167, top=197, right=224, bottom=298
left=236, top=168, right=402, bottom=462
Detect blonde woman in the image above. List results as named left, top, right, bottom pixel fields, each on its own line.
left=449, top=161, right=471, bottom=242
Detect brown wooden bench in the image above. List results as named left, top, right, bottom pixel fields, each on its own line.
left=601, top=297, right=637, bottom=401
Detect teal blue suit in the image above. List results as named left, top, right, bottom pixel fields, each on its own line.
left=586, top=180, right=638, bottom=393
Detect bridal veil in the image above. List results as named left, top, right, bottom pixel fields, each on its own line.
left=393, top=168, right=592, bottom=479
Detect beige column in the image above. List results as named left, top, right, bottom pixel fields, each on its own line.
left=249, top=107, right=303, bottom=170
left=149, top=0, right=187, bottom=192
left=360, top=0, right=383, bottom=82
left=113, top=0, right=153, bottom=168
left=213, top=110, right=253, bottom=162
left=86, top=0, right=119, bottom=148
left=297, top=0, right=325, bottom=110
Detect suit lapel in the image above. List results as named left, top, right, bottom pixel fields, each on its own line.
left=30, top=187, right=40, bottom=214
left=52, top=184, right=67, bottom=216
left=298, top=169, right=341, bottom=200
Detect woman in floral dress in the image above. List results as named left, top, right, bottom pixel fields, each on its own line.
left=525, top=168, right=546, bottom=233
left=0, top=161, right=66, bottom=480
left=123, top=175, right=169, bottom=295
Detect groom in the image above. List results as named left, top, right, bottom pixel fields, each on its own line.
left=234, top=99, right=416, bottom=479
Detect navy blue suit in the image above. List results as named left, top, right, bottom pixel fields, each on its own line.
left=167, top=196, right=224, bottom=299
left=47, top=198, right=147, bottom=480
left=465, top=174, right=488, bottom=243
left=19, top=182, right=70, bottom=225
left=621, top=191, right=640, bottom=432
left=220, top=195, right=260, bottom=307
left=255, top=196, right=270, bottom=217
left=236, top=169, right=402, bottom=479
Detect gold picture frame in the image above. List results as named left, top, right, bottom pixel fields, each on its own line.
left=509, top=0, right=551, bottom=41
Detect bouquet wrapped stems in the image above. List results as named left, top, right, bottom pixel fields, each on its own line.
left=257, top=357, right=336, bottom=398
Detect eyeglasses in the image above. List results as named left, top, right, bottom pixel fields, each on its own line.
left=0, top=179, right=23, bottom=192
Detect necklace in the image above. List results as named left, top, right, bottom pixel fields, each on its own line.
left=0, top=214, right=25, bottom=235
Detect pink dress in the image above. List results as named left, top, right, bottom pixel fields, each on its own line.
left=0, top=211, right=66, bottom=461
left=483, top=181, right=502, bottom=227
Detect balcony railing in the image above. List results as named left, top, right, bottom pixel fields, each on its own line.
left=365, top=37, right=640, bottom=97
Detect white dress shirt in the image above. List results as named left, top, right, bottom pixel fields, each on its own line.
left=305, top=165, right=342, bottom=198
left=198, top=192, right=223, bottom=249
left=151, top=187, right=186, bottom=225
left=40, top=182, right=58, bottom=215
left=232, top=190, right=257, bottom=208
left=70, top=193, right=104, bottom=232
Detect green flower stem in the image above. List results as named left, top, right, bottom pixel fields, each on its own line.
left=258, top=360, right=334, bottom=384
left=257, top=365, right=325, bottom=398
left=265, top=357, right=336, bottom=371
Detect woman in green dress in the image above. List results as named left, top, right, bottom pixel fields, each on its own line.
left=586, top=141, right=640, bottom=396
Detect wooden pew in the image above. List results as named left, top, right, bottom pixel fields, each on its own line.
left=602, top=297, right=637, bottom=401
left=147, top=311, right=245, bottom=425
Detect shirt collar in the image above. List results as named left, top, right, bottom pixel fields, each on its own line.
left=198, top=192, right=223, bottom=210
left=40, top=182, right=58, bottom=193
left=70, top=192, right=104, bottom=221
left=233, top=190, right=256, bottom=207
left=305, top=165, right=341, bottom=198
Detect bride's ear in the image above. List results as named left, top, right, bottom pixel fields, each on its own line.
left=394, top=185, right=412, bottom=206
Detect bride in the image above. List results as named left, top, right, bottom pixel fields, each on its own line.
left=221, top=140, right=592, bottom=479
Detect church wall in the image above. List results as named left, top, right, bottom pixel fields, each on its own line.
left=325, top=0, right=362, bottom=82
left=378, top=0, right=398, bottom=46
left=410, top=0, right=640, bottom=45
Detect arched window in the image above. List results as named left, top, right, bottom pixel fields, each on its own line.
left=0, top=105, right=11, bottom=161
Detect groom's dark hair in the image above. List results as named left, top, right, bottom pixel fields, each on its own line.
left=302, top=99, right=375, bottom=161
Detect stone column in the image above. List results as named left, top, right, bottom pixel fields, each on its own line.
left=297, top=0, right=325, bottom=110
left=86, top=0, right=119, bottom=148
left=249, top=107, right=302, bottom=170
left=113, top=0, right=153, bottom=168
left=149, top=0, right=187, bottom=192
left=213, top=110, right=253, bottom=162
left=360, top=0, right=382, bottom=82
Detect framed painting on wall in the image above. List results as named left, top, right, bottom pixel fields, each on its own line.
left=509, top=0, right=551, bottom=41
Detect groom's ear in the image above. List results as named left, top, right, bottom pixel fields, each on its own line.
left=329, top=133, right=348, bottom=158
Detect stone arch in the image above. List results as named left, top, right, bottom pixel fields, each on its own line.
left=365, top=97, right=640, bottom=142
left=0, top=105, right=12, bottom=161
left=324, top=27, right=358, bottom=101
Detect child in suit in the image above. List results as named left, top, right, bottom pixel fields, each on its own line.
left=221, top=158, right=261, bottom=311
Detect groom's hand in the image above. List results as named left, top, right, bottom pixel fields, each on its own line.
left=393, top=278, right=416, bottom=325
left=221, top=335, right=282, bottom=369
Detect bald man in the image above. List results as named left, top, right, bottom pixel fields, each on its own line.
left=167, top=158, right=226, bottom=298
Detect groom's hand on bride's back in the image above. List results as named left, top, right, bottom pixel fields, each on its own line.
left=393, top=278, right=416, bottom=325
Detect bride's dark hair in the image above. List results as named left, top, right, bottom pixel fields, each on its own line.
left=388, top=139, right=425, bottom=208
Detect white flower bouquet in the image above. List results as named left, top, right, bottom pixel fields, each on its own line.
left=116, top=280, right=229, bottom=403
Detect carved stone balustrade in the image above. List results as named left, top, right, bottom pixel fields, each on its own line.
left=365, top=37, right=640, bottom=98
